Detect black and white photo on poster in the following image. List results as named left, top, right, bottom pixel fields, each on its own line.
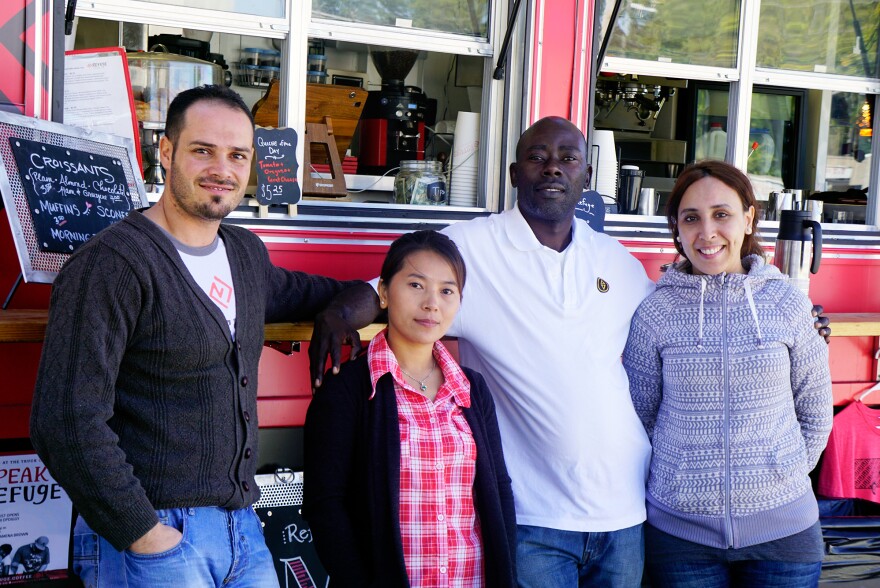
left=0, top=452, right=72, bottom=584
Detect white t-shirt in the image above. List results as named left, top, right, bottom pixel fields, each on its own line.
left=442, top=206, right=655, bottom=532
left=170, top=234, right=237, bottom=339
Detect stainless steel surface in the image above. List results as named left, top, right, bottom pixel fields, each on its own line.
left=773, top=240, right=814, bottom=295
left=772, top=209, right=822, bottom=296
left=594, top=74, right=687, bottom=133
left=767, top=191, right=791, bottom=221
left=637, top=188, right=657, bottom=216
left=803, top=199, right=823, bottom=223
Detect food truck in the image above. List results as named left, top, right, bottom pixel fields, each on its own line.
left=0, top=0, right=878, bottom=581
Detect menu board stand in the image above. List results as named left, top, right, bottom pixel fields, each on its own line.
left=0, top=110, right=146, bottom=304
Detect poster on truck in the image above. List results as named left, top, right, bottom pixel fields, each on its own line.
left=0, top=452, right=72, bottom=584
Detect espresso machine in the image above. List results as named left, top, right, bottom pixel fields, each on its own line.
left=357, top=50, right=435, bottom=176
left=127, top=51, right=223, bottom=188
left=773, top=209, right=822, bottom=296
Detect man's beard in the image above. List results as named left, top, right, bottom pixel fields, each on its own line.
left=168, top=158, right=242, bottom=221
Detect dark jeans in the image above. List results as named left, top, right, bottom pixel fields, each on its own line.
left=644, top=524, right=822, bottom=588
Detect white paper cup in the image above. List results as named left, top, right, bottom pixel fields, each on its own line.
left=453, top=112, right=480, bottom=171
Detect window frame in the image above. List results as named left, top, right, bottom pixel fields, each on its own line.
left=601, top=0, right=880, bottom=227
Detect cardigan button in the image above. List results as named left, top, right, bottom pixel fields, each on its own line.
left=242, top=481, right=250, bottom=492
left=244, top=411, right=251, bottom=422
left=241, top=376, right=249, bottom=386
left=245, top=448, right=252, bottom=459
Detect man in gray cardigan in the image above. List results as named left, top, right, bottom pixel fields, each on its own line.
left=30, top=85, right=371, bottom=587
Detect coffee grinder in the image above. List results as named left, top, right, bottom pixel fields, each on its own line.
left=357, top=49, right=435, bottom=176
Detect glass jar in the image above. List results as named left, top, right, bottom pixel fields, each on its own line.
left=394, top=160, right=447, bottom=205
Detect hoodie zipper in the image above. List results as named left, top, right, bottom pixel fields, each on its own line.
left=721, top=273, right=734, bottom=548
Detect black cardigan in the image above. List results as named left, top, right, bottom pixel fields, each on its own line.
left=303, top=354, right=517, bottom=587
left=30, top=211, right=355, bottom=551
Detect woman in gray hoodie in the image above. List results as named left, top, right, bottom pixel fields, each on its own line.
left=623, top=160, right=833, bottom=587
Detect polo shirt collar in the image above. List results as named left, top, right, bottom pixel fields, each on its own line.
left=504, top=203, right=590, bottom=252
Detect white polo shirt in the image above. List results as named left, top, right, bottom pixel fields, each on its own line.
left=443, top=206, right=655, bottom=532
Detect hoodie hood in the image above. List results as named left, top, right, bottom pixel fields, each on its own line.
left=656, top=254, right=786, bottom=349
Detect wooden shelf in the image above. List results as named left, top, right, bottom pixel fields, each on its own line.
left=824, top=313, right=880, bottom=337
left=1, top=309, right=877, bottom=344
left=0, top=309, right=385, bottom=344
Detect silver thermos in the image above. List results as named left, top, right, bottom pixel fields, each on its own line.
left=772, top=209, right=822, bottom=296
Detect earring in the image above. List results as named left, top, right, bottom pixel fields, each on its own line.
left=380, top=299, right=387, bottom=308
left=745, top=227, right=752, bottom=234
left=675, top=235, right=681, bottom=242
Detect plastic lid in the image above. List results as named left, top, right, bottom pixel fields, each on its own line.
left=621, top=165, right=640, bottom=170
left=260, top=66, right=281, bottom=72
left=710, top=122, right=723, bottom=128
left=307, top=70, right=327, bottom=76
left=243, top=47, right=271, bottom=54
left=308, top=54, right=327, bottom=60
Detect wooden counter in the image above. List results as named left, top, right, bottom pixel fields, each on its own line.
left=0, top=309, right=386, bottom=344
left=824, top=313, right=880, bottom=337
left=0, top=309, right=877, bottom=343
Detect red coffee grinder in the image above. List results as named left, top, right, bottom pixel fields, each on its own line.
left=357, top=49, right=435, bottom=176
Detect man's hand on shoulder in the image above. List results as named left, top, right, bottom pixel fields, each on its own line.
left=309, top=307, right=364, bottom=388
left=128, top=522, right=182, bottom=555
left=309, top=282, right=381, bottom=389
left=812, top=304, right=831, bottom=344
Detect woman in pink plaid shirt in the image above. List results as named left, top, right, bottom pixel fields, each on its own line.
left=304, top=230, right=517, bottom=587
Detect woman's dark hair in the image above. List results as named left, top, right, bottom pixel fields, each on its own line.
left=380, top=230, right=466, bottom=296
left=164, top=85, right=254, bottom=144
left=665, top=160, right=764, bottom=267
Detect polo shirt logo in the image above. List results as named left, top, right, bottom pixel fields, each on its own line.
left=597, top=278, right=610, bottom=293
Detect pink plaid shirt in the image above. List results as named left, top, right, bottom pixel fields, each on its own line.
left=368, top=331, right=484, bottom=587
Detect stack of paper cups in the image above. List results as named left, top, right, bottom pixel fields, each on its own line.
left=449, top=112, right=480, bottom=207
left=592, top=130, right=618, bottom=205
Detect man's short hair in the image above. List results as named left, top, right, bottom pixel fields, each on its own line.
left=164, top=85, right=254, bottom=144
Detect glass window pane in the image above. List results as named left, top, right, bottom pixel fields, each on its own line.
left=694, top=88, right=730, bottom=160
left=746, top=92, right=797, bottom=198
left=605, top=0, right=740, bottom=67
left=824, top=92, right=873, bottom=193
left=757, top=0, right=879, bottom=77
left=311, top=0, right=489, bottom=38
left=144, top=0, right=285, bottom=18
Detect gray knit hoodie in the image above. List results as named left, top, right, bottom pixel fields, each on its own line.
left=623, top=255, right=833, bottom=549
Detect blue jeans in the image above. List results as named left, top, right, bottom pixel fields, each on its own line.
left=516, top=523, right=644, bottom=587
left=644, top=522, right=823, bottom=588
left=73, top=507, right=280, bottom=588
left=646, top=559, right=822, bottom=588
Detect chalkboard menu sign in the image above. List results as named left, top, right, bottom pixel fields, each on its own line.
left=254, top=127, right=301, bottom=206
left=0, top=110, right=144, bottom=284
left=9, top=138, right=133, bottom=253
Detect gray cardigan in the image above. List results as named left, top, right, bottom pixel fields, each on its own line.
left=30, top=211, right=355, bottom=551
left=623, top=256, right=833, bottom=549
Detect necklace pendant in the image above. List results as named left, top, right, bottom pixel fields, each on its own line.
left=419, top=382, right=427, bottom=391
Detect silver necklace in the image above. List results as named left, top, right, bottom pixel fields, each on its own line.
left=399, top=361, right=436, bottom=392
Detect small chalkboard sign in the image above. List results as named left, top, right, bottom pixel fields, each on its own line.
left=254, top=127, right=300, bottom=206
left=9, top=138, right=133, bottom=253
left=575, top=189, right=606, bottom=233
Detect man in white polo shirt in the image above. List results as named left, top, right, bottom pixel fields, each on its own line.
left=313, top=116, right=653, bottom=586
